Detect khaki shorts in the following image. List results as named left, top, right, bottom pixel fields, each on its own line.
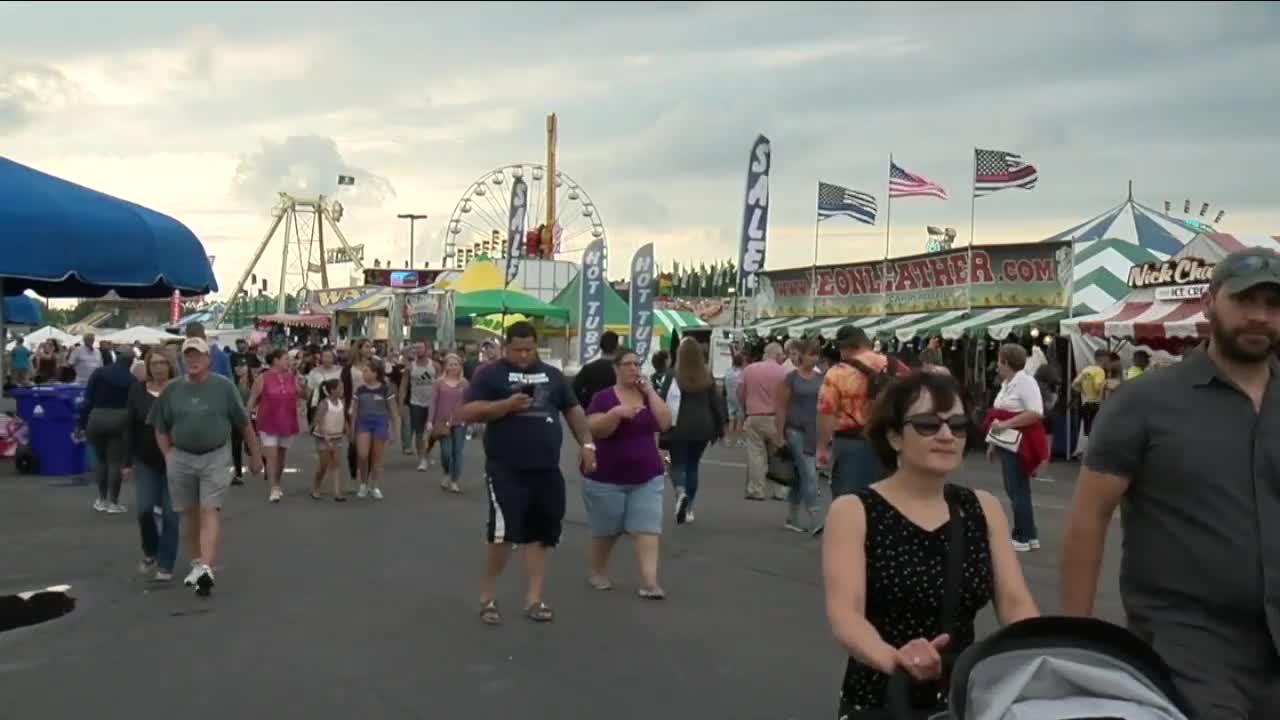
left=167, top=445, right=233, bottom=512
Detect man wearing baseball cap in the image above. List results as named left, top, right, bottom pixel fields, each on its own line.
left=149, top=337, right=263, bottom=596
left=1062, top=246, right=1280, bottom=718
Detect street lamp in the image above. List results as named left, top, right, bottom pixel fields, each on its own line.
left=396, top=213, right=428, bottom=269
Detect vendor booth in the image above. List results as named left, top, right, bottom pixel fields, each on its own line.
left=1063, top=233, right=1280, bottom=347
left=746, top=241, right=1073, bottom=345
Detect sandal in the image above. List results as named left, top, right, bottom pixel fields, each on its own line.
left=588, top=575, right=613, bottom=591
left=638, top=587, right=666, bottom=600
left=479, top=599, right=501, bottom=625
left=524, top=601, right=554, bottom=622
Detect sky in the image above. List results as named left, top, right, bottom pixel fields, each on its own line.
left=2, top=1, right=1278, bottom=301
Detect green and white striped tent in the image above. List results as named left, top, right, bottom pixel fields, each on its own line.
left=653, top=307, right=709, bottom=349
left=747, top=306, right=1069, bottom=343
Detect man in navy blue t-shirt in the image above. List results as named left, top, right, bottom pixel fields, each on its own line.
left=462, top=321, right=596, bottom=625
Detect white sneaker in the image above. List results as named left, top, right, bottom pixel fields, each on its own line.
left=183, top=561, right=205, bottom=587
left=194, top=564, right=215, bottom=597
left=684, top=509, right=695, bottom=523
left=1028, top=539, right=1041, bottom=550
left=268, top=488, right=283, bottom=503
left=371, top=488, right=384, bottom=501
left=1012, top=539, right=1032, bottom=552
left=92, top=499, right=107, bottom=512
left=357, top=484, right=369, bottom=499
left=106, top=503, right=128, bottom=514
left=416, top=460, right=429, bottom=472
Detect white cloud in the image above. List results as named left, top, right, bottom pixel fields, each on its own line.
left=2, top=1, right=1276, bottom=298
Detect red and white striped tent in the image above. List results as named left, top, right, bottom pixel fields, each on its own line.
left=1062, top=233, right=1280, bottom=340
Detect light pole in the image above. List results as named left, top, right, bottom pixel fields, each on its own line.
left=396, top=213, right=428, bottom=268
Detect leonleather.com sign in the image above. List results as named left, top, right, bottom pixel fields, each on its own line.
left=755, top=241, right=1072, bottom=318
left=1127, top=257, right=1215, bottom=289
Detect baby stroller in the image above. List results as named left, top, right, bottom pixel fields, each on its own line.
left=886, top=617, right=1191, bottom=719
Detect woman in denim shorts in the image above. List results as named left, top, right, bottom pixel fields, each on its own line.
left=583, top=348, right=674, bottom=598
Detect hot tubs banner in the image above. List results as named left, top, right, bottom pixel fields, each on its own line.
left=755, top=241, right=1072, bottom=318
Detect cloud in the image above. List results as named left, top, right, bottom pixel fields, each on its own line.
left=0, top=63, right=83, bottom=134
left=4, top=0, right=1278, bottom=295
left=229, top=135, right=396, bottom=207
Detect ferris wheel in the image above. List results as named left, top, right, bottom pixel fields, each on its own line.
left=442, top=163, right=608, bottom=273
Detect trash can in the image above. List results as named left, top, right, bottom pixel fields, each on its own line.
left=11, top=384, right=88, bottom=477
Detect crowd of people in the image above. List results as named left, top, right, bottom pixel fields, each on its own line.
left=12, top=246, right=1278, bottom=718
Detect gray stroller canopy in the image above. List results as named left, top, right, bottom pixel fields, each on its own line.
left=947, top=617, right=1191, bottom=720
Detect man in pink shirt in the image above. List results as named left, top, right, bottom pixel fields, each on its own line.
left=738, top=342, right=789, bottom=500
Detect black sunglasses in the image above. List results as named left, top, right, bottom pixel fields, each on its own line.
left=904, top=413, right=970, bottom=436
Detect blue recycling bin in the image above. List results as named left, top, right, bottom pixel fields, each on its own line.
left=11, top=384, right=88, bottom=476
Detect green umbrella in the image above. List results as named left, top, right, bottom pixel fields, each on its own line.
left=454, top=288, right=569, bottom=322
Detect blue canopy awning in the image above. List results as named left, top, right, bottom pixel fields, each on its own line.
left=0, top=156, right=217, bottom=299
left=3, top=295, right=41, bottom=325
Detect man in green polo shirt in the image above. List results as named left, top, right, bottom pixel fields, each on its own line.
left=149, top=337, right=263, bottom=597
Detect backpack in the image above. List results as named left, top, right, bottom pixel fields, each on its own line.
left=846, top=355, right=896, bottom=401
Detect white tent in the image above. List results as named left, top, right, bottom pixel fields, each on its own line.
left=6, top=325, right=78, bottom=349
left=101, top=326, right=183, bottom=346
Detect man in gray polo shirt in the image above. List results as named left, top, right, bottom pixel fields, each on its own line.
left=1060, top=247, right=1280, bottom=719
left=150, top=338, right=263, bottom=597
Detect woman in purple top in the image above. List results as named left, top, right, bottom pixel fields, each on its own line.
left=584, top=347, right=673, bottom=599
left=431, top=353, right=469, bottom=494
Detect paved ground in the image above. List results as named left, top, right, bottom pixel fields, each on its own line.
left=0, top=434, right=1120, bottom=720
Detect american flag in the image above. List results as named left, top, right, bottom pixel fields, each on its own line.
left=889, top=161, right=947, bottom=199
left=817, top=181, right=877, bottom=225
left=974, top=149, right=1038, bottom=197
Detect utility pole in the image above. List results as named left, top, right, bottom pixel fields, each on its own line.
left=397, top=213, right=428, bottom=268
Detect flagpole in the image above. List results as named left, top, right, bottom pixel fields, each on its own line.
left=811, top=182, right=821, bottom=317
left=967, top=147, right=977, bottom=312
left=882, top=154, right=893, bottom=316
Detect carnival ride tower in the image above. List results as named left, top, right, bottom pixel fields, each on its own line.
left=210, top=193, right=365, bottom=327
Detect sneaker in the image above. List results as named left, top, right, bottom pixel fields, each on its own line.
left=268, top=488, right=283, bottom=503
left=1028, top=539, right=1041, bottom=550
left=194, top=564, right=215, bottom=597
left=674, top=490, right=689, bottom=524
left=357, top=484, right=369, bottom=499
left=231, top=476, right=245, bottom=487
left=416, top=460, right=429, bottom=472
left=183, top=561, right=205, bottom=587
left=106, top=503, right=128, bottom=514
left=684, top=509, right=695, bottom=523
left=448, top=482, right=461, bottom=494
left=152, top=570, right=174, bottom=582
left=440, top=478, right=451, bottom=491
left=371, top=488, right=384, bottom=501
left=1012, top=539, right=1032, bottom=552
left=784, top=520, right=810, bottom=533
left=138, top=558, right=157, bottom=575
left=92, top=499, right=107, bottom=512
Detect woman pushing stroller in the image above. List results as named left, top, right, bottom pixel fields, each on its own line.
left=822, top=371, right=1039, bottom=718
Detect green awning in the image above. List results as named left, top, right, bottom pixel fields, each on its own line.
left=654, top=308, right=708, bottom=332
left=454, top=289, right=569, bottom=321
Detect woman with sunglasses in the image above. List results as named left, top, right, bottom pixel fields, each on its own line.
left=822, top=371, right=1038, bottom=718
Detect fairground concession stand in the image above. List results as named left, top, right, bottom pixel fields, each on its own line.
left=1060, top=232, right=1280, bottom=454
left=746, top=240, right=1073, bottom=413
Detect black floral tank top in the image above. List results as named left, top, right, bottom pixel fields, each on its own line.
left=839, top=484, right=994, bottom=712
